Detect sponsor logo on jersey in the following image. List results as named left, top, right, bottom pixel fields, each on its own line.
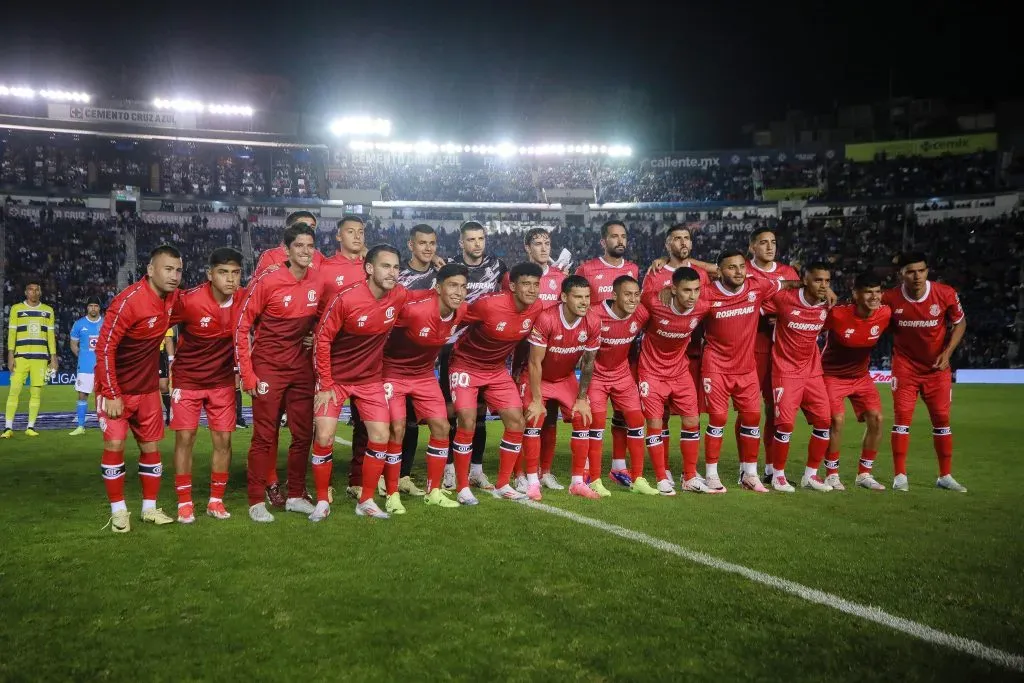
left=147, top=316, right=158, bottom=328
left=283, top=295, right=292, bottom=307
left=419, top=326, right=431, bottom=337
left=495, top=321, right=507, bottom=332
left=714, top=305, right=756, bottom=319
left=897, top=319, right=940, bottom=328
left=787, top=321, right=823, bottom=332
left=357, top=315, right=368, bottom=327
left=199, top=315, right=212, bottom=328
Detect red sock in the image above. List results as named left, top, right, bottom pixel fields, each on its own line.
left=496, top=429, right=524, bottom=489
left=425, top=437, right=449, bottom=493
left=587, top=412, right=606, bottom=480
left=611, top=413, right=627, bottom=460
left=101, top=448, right=126, bottom=505
left=384, top=441, right=402, bottom=495
left=647, top=432, right=667, bottom=482
left=624, top=411, right=646, bottom=480
left=138, top=451, right=162, bottom=502
left=891, top=421, right=910, bottom=476
left=523, top=421, right=542, bottom=476
left=680, top=427, right=700, bottom=481
left=311, top=442, right=334, bottom=503
left=772, top=428, right=792, bottom=472
left=704, top=414, right=726, bottom=466
left=807, top=423, right=830, bottom=471
left=825, top=451, right=841, bottom=476
left=175, top=473, right=192, bottom=507
left=452, top=428, right=474, bottom=491
left=209, top=471, right=228, bottom=502
left=540, top=423, right=557, bottom=474
left=737, top=413, right=761, bottom=464
left=858, top=449, right=877, bottom=475
left=358, top=441, right=387, bottom=504
left=933, top=425, right=953, bottom=477
left=570, top=419, right=589, bottom=478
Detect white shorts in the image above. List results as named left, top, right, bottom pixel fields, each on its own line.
left=75, top=373, right=95, bottom=394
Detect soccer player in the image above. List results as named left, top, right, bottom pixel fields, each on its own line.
left=68, top=296, right=103, bottom=435
left=637, top=267, right=711, bottom=494
left=159, top=327, right=176, bottom=426
left=762, top=262, right=835, bottom=493
left=311, top=244, right=408, bottom=521
left=700, top=250, right=807, bottom=493
left=882, top=252, right=967, bottom=492
left=745, top=227, right=800, bottom=482
left=95, top=245, right=183, bottom=532
left=821, top=272, right=892, bottom=491
left=3, top=280, right=57, bottom=438
left=588, top=275, right=651, bottom=493
left=439, top=221, right=509, bottom=491
left=448, top=262, right=544, bottom=502
left=235, top=223, right=323, bottom=523
left=384, top=263, right=469, bottom=509
left=169, top=248, right=245, bottom=523
left=253, top=210, right=324, bottom=276
left=575, top=220, right=640, bottom=485
left=522, top=275, right=600, bottom=500
left=320, top=215, right=367, bottom=297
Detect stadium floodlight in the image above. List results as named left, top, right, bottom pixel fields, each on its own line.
left=0, top=85, right=38, bottom=99
left=207, top=103, right=254, bottom=116
left=329, top=116, right=391, bottom=137
left=38, top=89, right=91, bottom=103
left=607, top=145, right=632, bottom=157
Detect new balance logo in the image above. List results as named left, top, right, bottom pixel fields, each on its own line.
left=495, top=321, right=507, bottom=332
left=199, top=315, right=213, bottom=328
left=147, top=316, right=158, bottom=328
left=418, top=327, right=431, bottom=337
left=357, top=315, right=368, bottom=327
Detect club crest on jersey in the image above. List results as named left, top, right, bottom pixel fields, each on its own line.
left=747, top=291, right=757, bottom=302
left=629, top=321, right=638, bottom=333
left=929, top=304, right=940, bottom=316
left=385, top=306, right=395, bottom=320
left=147, top=316, right=158, bottom=328
left=257, top=381, right=269, bottom=395
left=521, top=318, right=532, bottom=329
left=578, top=331, right=588, bottom=342
left=549, top=280, right=557, bottom=289
left=283, top=295, right=292, bottom=307
left=171, top=388, right=182, bottom=403
left=199, top=315, right=212, bottom=328
left=819, top=310, right=827, bottom=321
left=870, top=325, right=880, bottom=336
left=690, top=318, right=699, bottom=329
left=308, top=289, right=317, bottom=302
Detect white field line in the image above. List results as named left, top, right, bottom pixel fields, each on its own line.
left=334, top=436, right=352, bottom=446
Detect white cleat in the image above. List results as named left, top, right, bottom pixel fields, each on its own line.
left=893, top=474, right=909, bottom=492
left=823, top=474, right=846, bottom=491
left=772, top=475, right=796, bottom=493
left=470, top=471, right=495, bottom=490
left=442, top=464, right=457, bottom=490
left=540, top=472, right=565, bottom=490
left=456, top=487, right=479, bottom=506
left=855, top=473, right=886, bottom=491
left=249, top=503, right=275, bottom=523
left=656, top=478, right=677, bottom=496
left=514, top=475, right=529, bottom=494
left=801, top=475, right=833, bottom=492
left=936, top=474, right=967, bottom=493
left=491, top=484, right=528, bottom=501
left=285, top=497, right=316, bottom=514
left=355, top=499, right=390, bottom=519
left=704, top=476, right=728, bottom=494
left=308, top=501, right=331, bottom=522
left=665, top=471, right=676, bottom=488
left=682, top=476, right=711, bottom=493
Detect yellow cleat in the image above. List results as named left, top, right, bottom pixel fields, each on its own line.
left=590, top=479, right=612, bottom=498
left=425, top=488, right=459, bottom=508
left=69, top=427, right=86, bottom=436
left=1, top=429, right=12, bottom=439
left=384, top=492, right=407, bottom=515
left=25, top=428, right=40, bottom=437
left=141, top=508, right=175, bottom=525
left=104, top=510, right=131, bottom=534
left=630, top=476, right=660, bottom=496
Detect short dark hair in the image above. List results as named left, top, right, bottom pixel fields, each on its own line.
left=853, top=271, right=883, bottom=290
left=897, top=251, right=928, bottom=269
left=366, top=244, right=400, bottom=265
left=524, top=227, right=550, bottom=246
left=509, top=262, right=543, bottom=283
left=410, top=223, right=435, bottom=238
left=283, top=223, right=315, bottom=247
left=209, top=247, right=244, bottom=268
left=150, top=244, right=181, bottom=261
left=803, top=260, right=831, bottom=275
left=749, top=227, right=775, bottom=244
left=86, top=296, right=102, bottom=306
left=437, top=263, right=469, bottom=282
left=561, top=274, right=589, bottom=294
left=337, top=214, right=365, bottom=230
left=601, top=220, right=626, bottom=238
left=460, top=220, right=485, bottom=236
left=24, top=277, right=42, bottom=289
left=612, top=275, right=639, bottom=292
left=285, top=210, right=317, bottom=228
left=717, top=248, right=746, bottom=265
left=666, top=223, right=691, bottom=239
left=672, top=267, right=701, bottom=285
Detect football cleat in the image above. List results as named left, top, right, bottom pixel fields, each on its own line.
left=589, top=479, right=612, bottom=497
left=345, top=486, right=362, bottom=500
left=514, top=475, right=529, bottom=494
left=355, top=499, right=390, bottom=519
left=105, top=510, right=131, bottom=533
left=456, top=488, right=479, bottom=506
left=425, top=488, right=459, bottom=508
left=704, top=476, right=728, bottom=494
left=376, top=476, right=387, bottom=497
left=682, top=476, right=712, bottom=493
left=569, top=481, right=601, bottom=499
left=740, top=474, right=768, bottom=493
left=177, top=503, right=196, bottom=524
left=491, top=484, right=527, bottom=501
left=540, top=472, right=565, bottom=490
left=399, top=476, right=425, bottom=496
left=855, top=473, right=886, bottom=491
left=265, top=483, right=286, bottom=508
left=285, top=497, right=316, bottom=515
left=141, top=507, right=175, bottom=525
left=0, top=429, right=12, bottom=439
left=526, top=483, right=543, bottom=501
left=823, top=474, right=846, bottom=491
left=25, top=428, right=39, bottom=437
left=657, top=478, right=677, bottom=496
left=664, top=471, right=675, bottom=488
left=801, top=475, right=833, bottom=492
left=68, top=426, right=86, bottom=436
left=629, top=477, right=660, bottom=496
left=470, top=471, right=495, bottom=490
left=936, top=474, right=967, bottom=493
left=772, top=476, right=795, bottom=493
left=385, top=492, right=407, bottom=515
left=206, top=501, right=231, bottom=519
left=609, top=468, right=633, bottom=487
left=442, top=464, right=456, bottom=490
left=308, top=501, right=331, bottom=522
left=248, top=503, right=275, bottom=523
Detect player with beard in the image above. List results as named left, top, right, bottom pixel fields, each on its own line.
left=440, top=221, right=508, bottom=491
left=575, top=220, right=639, bottom=486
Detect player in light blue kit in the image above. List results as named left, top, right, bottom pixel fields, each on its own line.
left=68, top=296, right=103, bottom=435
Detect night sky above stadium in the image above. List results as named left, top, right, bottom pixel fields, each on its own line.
left=2, top=1, right=1018, bottom=149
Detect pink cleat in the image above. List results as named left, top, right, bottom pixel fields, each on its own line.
left=569, top=481, right=601, bottom=499
left=526, top=483, right=543, bottom=501
left=740, top=474, right=769, bottom=493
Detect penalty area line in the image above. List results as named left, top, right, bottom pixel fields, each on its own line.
left=334, top=436, right=352, bottom=446
left=519, top=499, right=1024, bottom=674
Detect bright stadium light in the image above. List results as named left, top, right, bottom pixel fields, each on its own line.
left=607, top=145, right=632, bottom=157
left=0, top=85, right=38, bottom=99
left=337, top=139, right=633, bottom=157
left=39, top=89, right=91, bottom=103
left=329, top=116, right=391, bottom=137
left=207, top=103, right=254, bottom=116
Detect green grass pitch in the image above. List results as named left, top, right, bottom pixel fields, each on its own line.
left=1, top=384, right=1022, bottom=681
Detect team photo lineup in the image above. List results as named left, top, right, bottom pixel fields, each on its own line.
left=3, top=210, right=967, bottom=531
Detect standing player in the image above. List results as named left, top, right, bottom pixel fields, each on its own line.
left=575, top=220, right=640, bottom=485
left=159, top=327, right=176, bottom=426
left=440, top=221, right=509, bottom=491
left=882, top=253, right=967, bottom=492
left=637, top=268, right=711, bottom=494
left=384, top=263, right=469, bottom=509
left=3, top=280, right=58, bottom=438
left=762, top=262, right=834, bottom=493
left=95, top=246, right=183, bottom=532
left=745, top=228, right=801, bottom=483
left=235, top=223, right=323, bottom=523
left=448, top=262, right=544, bottom=502
left=169, top=248, right=245, bottom=523
left=522, top=275, right=600, bottom=501
left=310, top=245, right=408, bottom=521
left=588, top=275, right=651, bottom=493
left=253, top=210, right=324, bottom=276
left=68, top=296, right=103, bottom=435
left=821, top=272, right=891, bottom=491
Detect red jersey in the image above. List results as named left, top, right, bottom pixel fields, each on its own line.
left=761, top=288, right=828, bottom=379
left=450, top=291, right=543, bottom=372
left=527, top=306, right=602, bottom=382
left=170, top=282, right=244, bottom=390
left=314, top=281, right=409, bottom=389
left=637, top=289, right=709, bottom=377
left=575, top=257, right=640, bottom=306
left=234, top=265, right=324, bottom=391
left=502, top=265, right=566, bottom=308
left=640, top=262, right=710, bottom=294
left=747, top=259, right=800, bottom=355
left=701, top=278, right=783, bottom=375
left=594, top=300, right=649, bottom=376
left=95, top=279, right=180, bottom=399
left=822, top=304, right=892, bottom=378
left=383, top=291, right=467, bottom=377
left=253, top=245, right=325, bottom=278
left=319, top=252, right=365, bottom=299
left=882, top=282, right=965, bottom=376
